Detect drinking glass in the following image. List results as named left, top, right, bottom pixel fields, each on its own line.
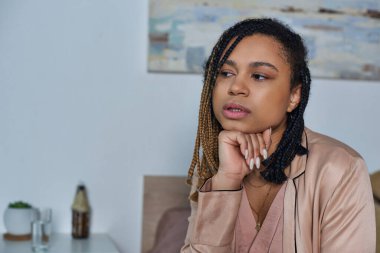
left=31, top=208, right=52, bottom=252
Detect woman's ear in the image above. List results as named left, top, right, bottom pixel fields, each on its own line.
left=287, top=84, right=301, bottom=112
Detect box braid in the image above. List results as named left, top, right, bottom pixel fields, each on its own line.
left=187, top=18, right=311, bottom=201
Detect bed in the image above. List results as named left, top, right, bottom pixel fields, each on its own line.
left=141, top=175, right=191, bottom=253
left=142, top=172, right=380, bottom=253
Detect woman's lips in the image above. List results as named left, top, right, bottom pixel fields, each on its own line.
left=222, top=103, right=251, bottom=119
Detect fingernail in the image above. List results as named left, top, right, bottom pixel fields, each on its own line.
left=249, top=158, right=254, bottom=170
left=255, top=157, right=261, bottom=170
left=245, top=149, right=248, bottom=160
left=263, top=148, right=268, bottom=159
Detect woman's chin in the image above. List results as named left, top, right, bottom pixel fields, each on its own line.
left=222, top=124, right=261, bottom=134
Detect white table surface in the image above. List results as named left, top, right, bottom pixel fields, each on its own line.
left=0, top=233, right=120, bottom=253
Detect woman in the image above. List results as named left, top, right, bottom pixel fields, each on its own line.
left=181, top=18, right=375, bottom=252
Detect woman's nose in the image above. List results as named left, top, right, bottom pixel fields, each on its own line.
left=228, top=76, right=249, bottom=96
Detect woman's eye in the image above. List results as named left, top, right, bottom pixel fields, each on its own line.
left=219, top=71, right=234, bottom=77
left=252, top=74, right=267, bottom=80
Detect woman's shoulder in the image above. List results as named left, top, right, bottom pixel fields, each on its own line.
left=302, top=128, right=372, bottom=212
left=304, top=128, right=367, bottom=180
left=305, top=128, right=363, bottom=161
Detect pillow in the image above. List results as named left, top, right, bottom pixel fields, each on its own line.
left=147, top=207, right=191, bottom=253
left=370, top=171, right=380, bottom=253
left=371, top=171, right=380, bottom=201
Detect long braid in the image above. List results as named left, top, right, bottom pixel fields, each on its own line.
left=187, top=31, right=245, bottom=190
left=187, top=18, right=311, bottom=201
left=261, top=63, right=311, bottom=182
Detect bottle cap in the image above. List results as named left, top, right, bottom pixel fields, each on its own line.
left=71, top=184, right=90, bottom=212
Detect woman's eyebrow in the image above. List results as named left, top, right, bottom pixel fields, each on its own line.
left=224, top=59, right=237, bottom=67
left=224, top=59, right=279, bottom=72
left=249, top=61, right=279, bottom=72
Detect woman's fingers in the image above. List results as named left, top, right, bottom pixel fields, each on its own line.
left=256, top=134, right=268, bottom=160
left=225, top=132, right=256, bottom=171
left=243, top=134, right=253, bottom=169
left=218, top=129, right=272, bottom=173
left=246, top=128, right=273, bottom=169
left=234, top=132, right=249, bottom=159
left=262, top=127, right=272, bottom=150
left=234, top=133, right=252, bottom=173
left=249, top=134, right=261, bottom=169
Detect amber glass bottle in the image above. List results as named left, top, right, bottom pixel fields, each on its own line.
left=71, top=184, right=90, bottom=239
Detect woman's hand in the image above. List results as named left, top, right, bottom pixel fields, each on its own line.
left=212, top=128, right=272, bottom=190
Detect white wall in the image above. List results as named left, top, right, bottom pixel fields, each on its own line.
left=0, top=1, right=379, bottom=252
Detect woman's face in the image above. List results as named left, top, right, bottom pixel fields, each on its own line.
left=212, top=34, right=301, bottom=134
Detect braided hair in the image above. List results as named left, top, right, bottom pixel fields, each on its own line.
left=187, top=18, right=311, bottom=201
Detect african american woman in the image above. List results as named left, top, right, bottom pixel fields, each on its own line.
left=181, top=18, right=376, bottom=253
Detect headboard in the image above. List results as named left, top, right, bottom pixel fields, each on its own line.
left=141, top=175, right=190, bottom=253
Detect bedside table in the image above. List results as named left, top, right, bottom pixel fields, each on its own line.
left=0, top=233, right=120, bottom=253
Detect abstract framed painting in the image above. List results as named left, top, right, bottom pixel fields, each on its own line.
left=148, top=0, right=380, bottom=80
